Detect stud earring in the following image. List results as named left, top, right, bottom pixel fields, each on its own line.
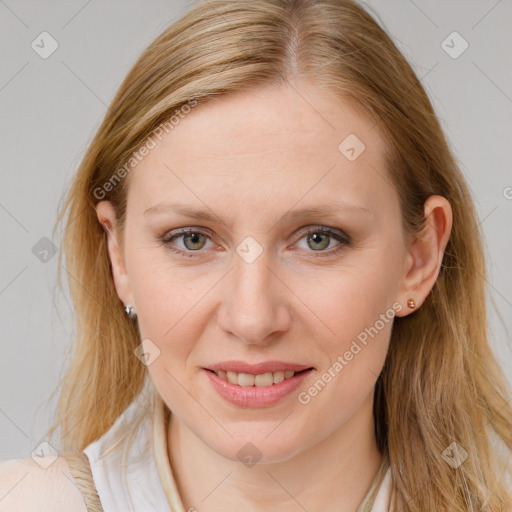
left=407, top=298, right=416, bottom=309
left=125, top=304, right=137, bottom=319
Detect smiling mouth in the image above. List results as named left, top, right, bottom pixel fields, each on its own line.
left=205, top=368, right=313, bottom=387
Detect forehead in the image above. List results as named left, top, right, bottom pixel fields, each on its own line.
left=127, top=82, right=396, bottom=219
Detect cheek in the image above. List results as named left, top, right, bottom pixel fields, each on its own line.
left=130, top=258, right=207, bottom=402
left=292, top=246, right=399, bottom=411
left=126, top=245, right=201, bottom=339
left=128, top=239, right=201, bottom=303
left=300, top=249, right=401, bottom=349
left=297, top=307, right=392, bottom=438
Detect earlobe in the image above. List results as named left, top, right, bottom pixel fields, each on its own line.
left=95, top=201, right=134, bottom=308
left=395, top=195, right=453, bottom=317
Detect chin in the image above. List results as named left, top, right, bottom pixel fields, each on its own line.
left=202, top=431, right=309, bottom=466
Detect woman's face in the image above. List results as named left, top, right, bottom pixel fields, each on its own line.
left=99, top=82, right=412, bottom=463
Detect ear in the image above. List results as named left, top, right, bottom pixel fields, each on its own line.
left=394, top=195, right=453, bottom=317
left=95, top=200, right=134, bottom=308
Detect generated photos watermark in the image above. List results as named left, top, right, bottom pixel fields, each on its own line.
left=297, top=302, right=403, bottom=405
left=93, top=97, right=199, bottom=200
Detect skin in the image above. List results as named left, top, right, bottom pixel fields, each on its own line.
left=96, top=80, right=452, bottom=512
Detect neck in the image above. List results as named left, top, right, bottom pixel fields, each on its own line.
left=167, top=391, right=383, bottom=512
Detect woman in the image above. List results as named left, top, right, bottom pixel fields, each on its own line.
left=1, top=0, right=510, bottom=510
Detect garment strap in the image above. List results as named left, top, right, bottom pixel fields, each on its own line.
left=60, top=451, right=104, bottom=512
left=356, top=451, right=391, bottom=512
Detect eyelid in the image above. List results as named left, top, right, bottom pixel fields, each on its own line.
left=293, top=225, right=351, bottom=244
left=160, top=227, right=215, bottom=248
left=160, top=224, right=351, bottom=258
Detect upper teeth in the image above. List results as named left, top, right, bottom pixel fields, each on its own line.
left=215, top=370, right=296, bottom=387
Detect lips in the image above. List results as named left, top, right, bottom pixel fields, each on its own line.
left=202, top=360, right=315, bottom=407
left=204, top=366, right=314, bottom=407
left=205, top=360, right=313, bottom=374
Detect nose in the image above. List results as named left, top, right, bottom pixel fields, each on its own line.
left=217, top=250, right=292, bottom=345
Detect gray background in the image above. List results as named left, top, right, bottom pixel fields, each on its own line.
left=0, top=0, right=511, bottom=460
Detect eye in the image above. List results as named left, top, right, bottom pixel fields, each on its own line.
left=160, top=228, right=213, bottom=258
left=160, top=225, right=350, bottom=259
left=293, top=226, right=350, bottom=257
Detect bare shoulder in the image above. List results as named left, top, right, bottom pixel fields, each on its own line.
left=0, top=455, right=87, bottom=511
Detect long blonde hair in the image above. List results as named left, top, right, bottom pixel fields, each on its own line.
left=47, top=0, right=512, bottom=509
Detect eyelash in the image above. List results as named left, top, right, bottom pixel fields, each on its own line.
left=159, top=226, right=351, bottom=259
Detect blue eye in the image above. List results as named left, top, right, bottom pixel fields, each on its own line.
left=160, top=226, right=350, bottom=259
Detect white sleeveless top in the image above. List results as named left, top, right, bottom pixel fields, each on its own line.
left=83, top=387, right=394, bottom=512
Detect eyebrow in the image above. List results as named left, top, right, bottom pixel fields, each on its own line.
left=143, top=201, right=371, bottom=227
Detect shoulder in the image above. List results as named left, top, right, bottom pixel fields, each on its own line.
left=0, top=455, right=87, bottom=511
